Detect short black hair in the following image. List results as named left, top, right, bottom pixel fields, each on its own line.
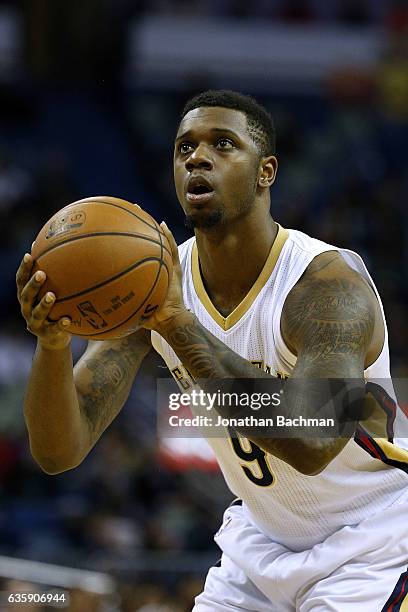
left=181, top=90, right=276, bottom=156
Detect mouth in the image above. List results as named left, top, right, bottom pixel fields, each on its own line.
left=186, top=177, right=215, bottom=204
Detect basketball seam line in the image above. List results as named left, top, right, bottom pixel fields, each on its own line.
left=36, top=232, right=172, bottom=260
left=76, top=199, right=162, bottom=233
left=53, top=256, right=164, bottom=303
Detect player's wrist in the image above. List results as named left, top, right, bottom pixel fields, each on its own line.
left=153, top=308, right=194, bottom=338
left=37, top=335, right=72, bottom=352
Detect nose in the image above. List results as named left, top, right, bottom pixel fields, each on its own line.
left=185, top=144, right=213, bottom=171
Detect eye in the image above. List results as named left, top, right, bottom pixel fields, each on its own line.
left=216, top=138, right=234, bottom=150
left=179, top=142, right=194, bottom=154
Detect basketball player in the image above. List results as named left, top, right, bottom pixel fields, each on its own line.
left=17, top=91, right=408, bottom=611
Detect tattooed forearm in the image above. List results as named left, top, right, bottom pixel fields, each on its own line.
left=251, top=435, right=352, bottom=475
left=159, top=311, right=268, bottom=380
left=159, top=309, right=364, bottom=472
left=76, top=332, right=151, bottom=441
left=158, top=257, right=377, bottom=472
left=80, top=349, right=130, bottom=435
left=161, top=273, right=374, bottom=382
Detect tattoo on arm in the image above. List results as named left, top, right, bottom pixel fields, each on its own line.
left=164, top=273, right=375, bottom=381
left=163, top=314, right=264, bottom=380
left=77, top=333, right=151, bottom=441
left=282, top=276, right=375, bottom=377
left=161, top=264, right=375, bottom=473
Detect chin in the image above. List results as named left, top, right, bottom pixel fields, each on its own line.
left=184, top=210, right=223, bottom=230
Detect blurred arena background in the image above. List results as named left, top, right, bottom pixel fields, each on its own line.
left=0, top=1, right=407, bottom=610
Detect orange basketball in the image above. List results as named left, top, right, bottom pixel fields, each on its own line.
left=31, top=196, right=173, bottom=340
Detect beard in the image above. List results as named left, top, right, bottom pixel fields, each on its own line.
left=183, top=173, right=258, bottom=231
left=184, top=208, right=224, bottom=231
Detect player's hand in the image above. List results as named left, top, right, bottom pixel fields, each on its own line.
left=16, top=253, right=72, bottom=351
left=142, top=222, right=187, bottom=332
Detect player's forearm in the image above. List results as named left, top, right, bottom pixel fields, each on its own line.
left=157, top=310, right=267, bottom=379
left=74, top=333, right=151, bottom=444
left=157, top=311, right=363, bottom=473
left=24, top=343, right=88, bottom=474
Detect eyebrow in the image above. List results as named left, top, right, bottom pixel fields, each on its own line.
left=175, top=127, right=241, bottom=142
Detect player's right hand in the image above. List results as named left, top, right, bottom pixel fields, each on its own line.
left=16, top=253, right=72, bottom=350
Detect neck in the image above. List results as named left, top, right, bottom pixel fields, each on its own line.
left=195, top=210, right=278, bottom=316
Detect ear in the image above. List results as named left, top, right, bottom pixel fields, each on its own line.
left=258, top=156, right=278, bottom=188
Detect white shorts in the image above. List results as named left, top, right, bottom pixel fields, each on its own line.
left=193, top=492, right=408, bottom=611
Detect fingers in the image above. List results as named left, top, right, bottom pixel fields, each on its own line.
left=29, top=291, right=56, bottom=331
left=58, top=317, right=72, bottom=330
left=26, top=290, right=71, bottom=338
left=16, top=251, right=71, bottom=347
left=160, top=221, right=180, bottom=266
left=16, top=253, right=33, bottom=301
left=20, top=270, right=47, bottom=321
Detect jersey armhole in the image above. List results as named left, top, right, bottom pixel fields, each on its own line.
left=338, top=249, right=389, bottom=374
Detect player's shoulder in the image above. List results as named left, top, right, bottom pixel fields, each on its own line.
left=285, top=227, right=338, bottom=257
left=282, top=227, right=379, bottom=323
left=282, top=247, right=378, bottom=342
left=285, top=227, right=368, bottom=284
left=304, top=250, right=358, bottom=281
left=292, top=248, right=373, bottom=305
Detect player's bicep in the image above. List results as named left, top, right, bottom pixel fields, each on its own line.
left=281, top=272, right=375, bottom=378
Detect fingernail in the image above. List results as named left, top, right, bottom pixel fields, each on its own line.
left=31, top=241, right=35, bottom=250
left=35, top=271, right=44, bottom=282
left=23, top=253, right=31, bottom=264
left=162, top=221, right=168, bottom=229
left=45, top=293, right=54, bottom=303
left=61, top=319, right=70, bottom=326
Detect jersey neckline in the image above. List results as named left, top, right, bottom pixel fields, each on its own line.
left=191, top=223, right=289, bottom=331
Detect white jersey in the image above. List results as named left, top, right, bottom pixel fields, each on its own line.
left=151, top=224, right=408, bottom=551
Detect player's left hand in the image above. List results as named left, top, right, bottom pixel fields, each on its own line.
left=142, top=222, right=187, bottom=332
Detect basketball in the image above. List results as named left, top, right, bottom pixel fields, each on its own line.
left=31, top=196, right=173, bottom=340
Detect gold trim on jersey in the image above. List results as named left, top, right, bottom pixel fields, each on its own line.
left=375, top=439, right=408, bottom=464
left=355, top=425, right=408, bottom=474
left=191, top=224, right=289, bottom=331
left=382, top=567, right=408, bottom=611
left=361, top=394, right=393, bottom=439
